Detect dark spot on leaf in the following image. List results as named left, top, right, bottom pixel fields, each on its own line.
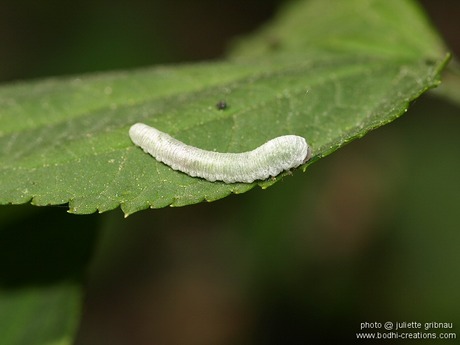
left=216, top=100, right=228, bottom=110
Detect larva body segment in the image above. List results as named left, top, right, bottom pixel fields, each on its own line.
left=129, top=123, right=310, bottom=183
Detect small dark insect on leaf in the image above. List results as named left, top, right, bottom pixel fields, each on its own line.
left=216, top=100, right=228, bottom=110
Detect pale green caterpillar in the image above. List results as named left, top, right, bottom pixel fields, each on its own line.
left=129, top=123, right=311, bottom=183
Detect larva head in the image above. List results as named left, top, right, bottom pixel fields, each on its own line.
left=292, top=136, right=310, bottom=166
left=257, top=135, right=310, bottom=171
left=302, top=145, right=313, bottom=164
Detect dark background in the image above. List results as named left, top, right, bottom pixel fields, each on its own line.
left=0, top=0, right=458, bottom=82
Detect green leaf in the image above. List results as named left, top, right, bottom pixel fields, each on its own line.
left=431, top=62, right=460, bottom=105
left=0, top=206, right=99, bottom=345
left=0, top=283, right=81, bottom=345
left=0, top=0, right=450, bottom=216
left=230, top=0, right=446, bottom=59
